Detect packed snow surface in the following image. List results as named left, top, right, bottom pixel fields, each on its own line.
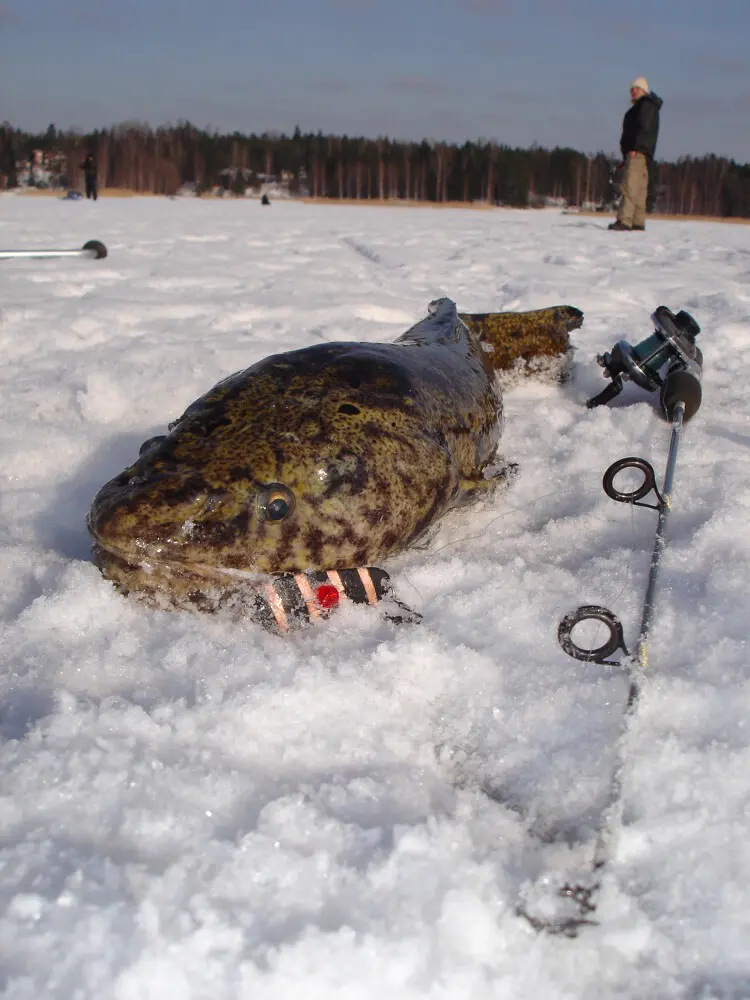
left=1, top=196, right=749, bottom=999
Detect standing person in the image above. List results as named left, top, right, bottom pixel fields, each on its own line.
left=80, top=152, right=98, bottom=201
left=609, top=77, right=662, bottom=232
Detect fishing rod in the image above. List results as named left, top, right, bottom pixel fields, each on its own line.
left=562, top=304, right=703, bottom=668
left=0, top=239, right=107, bottom=261
left=521, top=305, right=703, bottom=935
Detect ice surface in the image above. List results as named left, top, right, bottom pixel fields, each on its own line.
left=1, top=195, right=749, bottom=998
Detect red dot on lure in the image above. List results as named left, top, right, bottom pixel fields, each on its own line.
left=316, top=584, right=340, bottom=610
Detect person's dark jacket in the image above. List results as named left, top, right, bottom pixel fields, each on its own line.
left=620, top=92, right=663, bottom=160
left=80, top=155, right=96, bottom=177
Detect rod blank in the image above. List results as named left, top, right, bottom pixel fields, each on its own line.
left=635, top=400, right=685, bottom=668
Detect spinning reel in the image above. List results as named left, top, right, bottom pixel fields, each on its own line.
left=587, top=306, right=702, bottom=422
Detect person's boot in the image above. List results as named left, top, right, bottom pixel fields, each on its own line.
left=632, top=224, right=645, bottom=231
left=608, top=220, right=632, bottom=231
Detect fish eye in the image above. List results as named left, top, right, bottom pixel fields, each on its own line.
left=257, top=483, right=295, bottom=522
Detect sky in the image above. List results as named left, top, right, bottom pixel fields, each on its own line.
left=2, top=0, right=750, bottom=161
left=1, top=195, right=750, bottom=997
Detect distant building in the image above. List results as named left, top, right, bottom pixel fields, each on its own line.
left=21, top=149, right=68, bottom=189
left=214, top=165, right=303, bottom=199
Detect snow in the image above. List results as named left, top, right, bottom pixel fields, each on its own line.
left=1, top=195, right=750, bottom=998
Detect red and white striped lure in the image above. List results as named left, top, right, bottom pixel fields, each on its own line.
left=252, top=566, right=420, bottom=634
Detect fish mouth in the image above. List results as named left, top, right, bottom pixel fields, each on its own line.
left=90, top=534, right=268, bottom=594
left=90, top=538, right=420, bottom=632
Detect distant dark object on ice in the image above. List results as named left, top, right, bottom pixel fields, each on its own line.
left=63, top=190, right=83, bottom=201
left=260, top=194, right=271, bottom=206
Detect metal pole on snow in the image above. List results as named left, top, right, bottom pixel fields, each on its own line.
left=0, top=239, right=107, bottom=261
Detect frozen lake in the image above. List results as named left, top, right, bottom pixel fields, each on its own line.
left=1, top=195, right=749, bottom=999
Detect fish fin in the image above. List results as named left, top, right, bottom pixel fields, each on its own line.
left=456, top=462, right=519, bottom=507
left=381, top=599, right=423, bottom=627
left=459, top=306, right=583, bottom=375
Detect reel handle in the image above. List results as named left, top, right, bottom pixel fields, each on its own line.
left=586, top=378, right=623, bottom=409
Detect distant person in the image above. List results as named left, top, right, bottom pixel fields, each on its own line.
left=80, top=152, right=98, bottom=201
left=609, top=77, right=662, bottom=232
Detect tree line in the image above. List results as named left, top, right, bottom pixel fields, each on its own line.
left=2, top=121, right=749, bottom=218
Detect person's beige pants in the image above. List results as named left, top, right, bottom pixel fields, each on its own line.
left=619, top=152, right=648, bottom=228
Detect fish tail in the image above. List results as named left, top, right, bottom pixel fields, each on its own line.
left=459, top=306, right=584, bottom=374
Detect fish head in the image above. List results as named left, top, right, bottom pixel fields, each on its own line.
left=87, top=346, right=459, bottom=603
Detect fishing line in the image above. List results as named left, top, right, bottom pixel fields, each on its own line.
left=429, top=479, right=605, bottom=556
left=562, top=496, right=639, bottom=665
left=395, top=478, right=640, bottom=631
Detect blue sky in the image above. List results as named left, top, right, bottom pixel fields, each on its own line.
left=2, top=0, right=750, bottom=161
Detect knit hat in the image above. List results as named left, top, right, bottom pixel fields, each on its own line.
left=630, top=76, right=649, bottom=93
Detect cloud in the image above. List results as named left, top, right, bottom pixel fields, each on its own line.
left=54, top=0, right=186, bottom=33
left=69, top=2, right=107, bottom=26
left=667, top=93, right=750, bottom=117
left=455, top=0, right=518, bottom=17
left=601, top=16, right=641, bottom=40
left=311, top=77, right=354, bottom=95
left=0, top=3, right=22, bottom=24
left=455, top=0, right=513, bottom=13
left=690, top=54, right=750, bottom=77
left=328, top=0, right=375, bottom=10
left=492, top=88, right=543, bottom=105
left=388, top=76, right=450, bottom=96
left=457, top=0, right=642, bottom=44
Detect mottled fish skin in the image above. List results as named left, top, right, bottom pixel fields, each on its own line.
left=87, top=298, right=583, bottom=608
left=459, top=306, right=582, bottom=373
